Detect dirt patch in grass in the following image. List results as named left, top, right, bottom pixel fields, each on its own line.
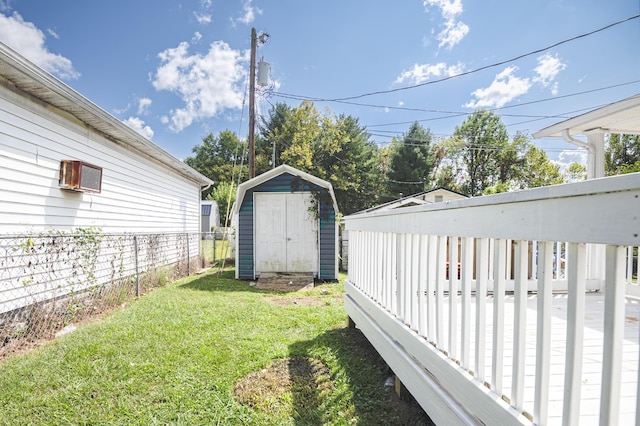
left=233, top=357, right=333, bottom=417
left=262, top=295, right=327, bottom=307
left=262, top=291, right=343, bottom=307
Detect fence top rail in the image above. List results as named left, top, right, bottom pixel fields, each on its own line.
left=344, top=172, right=640, bottom=246
left=0, top=232, right=202, bottom=240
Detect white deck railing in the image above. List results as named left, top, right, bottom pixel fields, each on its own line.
left=344, top=173, right=640, bottom=425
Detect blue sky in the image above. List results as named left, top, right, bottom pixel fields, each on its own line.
left=1, top=0, right=638, bottom=171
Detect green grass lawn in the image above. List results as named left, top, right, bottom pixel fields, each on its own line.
left=201, top=238, right=231, bottom=264
left=0, top=269, right=429, bottom=425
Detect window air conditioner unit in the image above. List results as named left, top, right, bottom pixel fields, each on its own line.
left=59, top=160, right=102, bottom=193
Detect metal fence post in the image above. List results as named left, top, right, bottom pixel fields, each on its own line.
left=186, top=233, right=190, bottom=276
left=134, top=235, right=140, bottom=297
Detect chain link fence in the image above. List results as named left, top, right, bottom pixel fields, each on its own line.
left=0, top=230, right=231, bottom=359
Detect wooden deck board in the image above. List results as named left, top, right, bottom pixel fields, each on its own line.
left=435, top=292, right=639, bottom=425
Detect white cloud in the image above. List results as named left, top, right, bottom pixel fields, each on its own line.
left=123, top=116, right=154, bottom=140
left=553, top=149, right=587, bottom=175
left=112, top=103, right=131, bottom=115
left=152, top=40, right=249, bottom=132
left=194, top=12, right=212, bottom=24
left=0, top=12, right=79, bottom=79
left=533, top=53, right=567, bottom=88
left=47, top=28, right=59, bottom=39
left=231, top=0, right=263, bottom=26
left=137, top=97, right=152, bottom=115
left=192, top=32, right=203, bottom=43
left=423, top=0, right=469, bottom=49
left=438, top=20, right=469, bottom=50
left=464, top=53, right=566, bottom=109
left=396, top=62, right=463, bottom=85
left=464, top=66, right=531, bottom=108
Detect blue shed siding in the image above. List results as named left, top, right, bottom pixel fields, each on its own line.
left=237, top=198, right=254, bottom=279
left=318, top=202, right=336, bottom=280
left=237, top=172, right=337, bottom=280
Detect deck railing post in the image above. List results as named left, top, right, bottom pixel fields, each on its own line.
left=562, top=242, right=587, bottom=425
left=534, top=241, right=553, bottom=425
left=436, top=235, right=446, bottom=347
left=396, top=233, right=403, bottom=320
left=460, top=236, right=473, bottom=369
left=418, top=234, right=428, bottom=337
left=599, top=245, right=625, bottom=425
left=492, top=238, right=506, bottom=394
left=512, top=239, right=529, bottom=411
left=426, top=235, right=437, bottom=340
left=475, top=237, right=489, bottom=381
left=448, top=236, right=459, bottom=360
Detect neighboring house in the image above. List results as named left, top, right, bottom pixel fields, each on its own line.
left=232, top=164, right=339, bottom=281
left=0, top=42, right=213, bottom=316
left=340, top=188, right=468, bottom=270
left=201, top=200, right=220, bottom=233
left=352, top=187, right=468, bottom=215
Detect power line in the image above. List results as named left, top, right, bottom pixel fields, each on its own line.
left=364, top=80, right=640, bottom=128
left=273, top=14, right=640, bottom=103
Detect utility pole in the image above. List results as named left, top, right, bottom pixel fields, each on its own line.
left=248, top=27, right=257, bottom=179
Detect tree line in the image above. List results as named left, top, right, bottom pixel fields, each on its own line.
left=185, top=101, right=639, bottom=219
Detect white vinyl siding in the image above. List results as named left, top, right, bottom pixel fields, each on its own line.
left=0, top=85, right=200, bottom=234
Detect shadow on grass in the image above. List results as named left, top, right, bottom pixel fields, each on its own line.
left=179, top=269, right=338, bottom=295
left=288, top=327, right=433, bottom=426
left=178, top=269, right=264, bottom=293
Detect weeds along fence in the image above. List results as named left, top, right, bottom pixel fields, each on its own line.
left=0, top=230, right=230, bottom=357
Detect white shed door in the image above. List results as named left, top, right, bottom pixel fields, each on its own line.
left=255, top=192, right=318, bottom=274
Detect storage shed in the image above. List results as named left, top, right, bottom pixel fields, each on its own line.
left=201, top=200, right=220, bottom=233
left=233, top=165, right=339, bottom=281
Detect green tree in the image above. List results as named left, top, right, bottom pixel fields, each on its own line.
left=451, top=110, right=509, bottom=196
left=256, top=103, right=293, bottom=174
left=185, top=130, right=247, bottom=199
left=606, top=133, right=640, bottom=175
left=497, top=132, right=529, bottom=185
left=386, top=122, right=436, bottom=198
left=483, top=180, right=510, bottom=195
left=207, top=181, right=235, bottom=226
left=565, top=162, right=587, bottom=182
left=517, top=144, right=564, bottom=188
left=257, top=102, right=385, bottom=214
left=319, top=114, right=385, bottom=214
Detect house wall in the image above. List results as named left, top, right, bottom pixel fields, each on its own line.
left=420, top=189, right=466, bottom=203
left=0, top=81, right=205, bottom=317
left=0, top=83, right=201, bottom=234
left=237, top=172, right=337, bottom=280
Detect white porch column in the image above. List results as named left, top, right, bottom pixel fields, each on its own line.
left=585, top=130, right=607, bottom=285
left=585, top=129, right=606, bottom=179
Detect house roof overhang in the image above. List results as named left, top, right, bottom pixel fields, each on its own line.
left=533, top=94, right=640, bottom=140
left=233, top=164, right=339, bottom=216
left=0, top=42, right=213, bottom=187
